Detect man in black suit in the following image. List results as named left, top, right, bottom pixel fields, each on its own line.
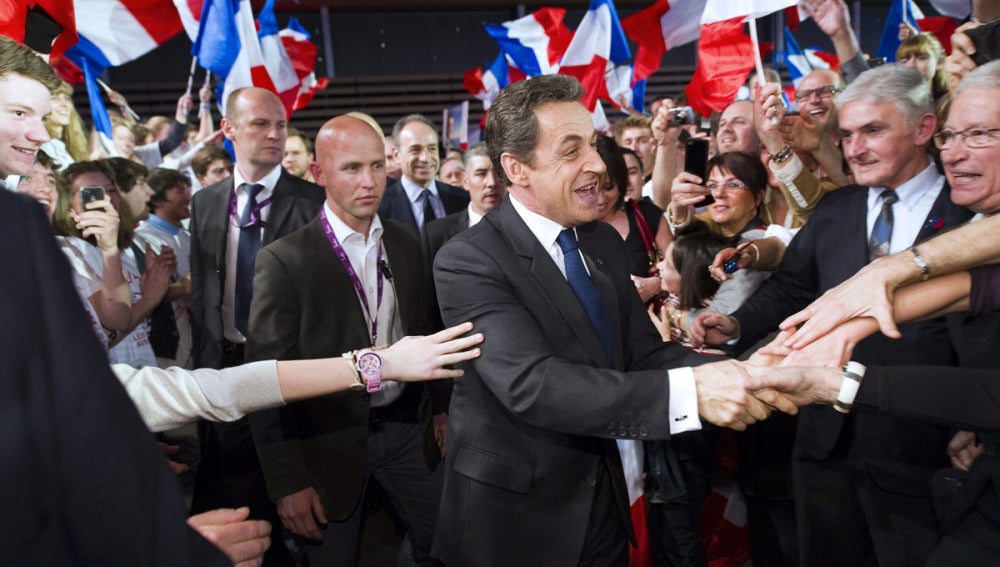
left=188, top=86, right=324, bottom=564
left=431, top=74, right=781, bottom=566
left=377, top=114, right=468, bottom=233
left=246, top=113, right=442, bottom=566
left=694, top=65, right=973, bottom=567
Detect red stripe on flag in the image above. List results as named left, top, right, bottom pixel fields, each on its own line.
left=628, top=495, right=654, bottom=567
left=125, top=0, right=184, bottom=44
left=622, top=0, right=669, bottom=82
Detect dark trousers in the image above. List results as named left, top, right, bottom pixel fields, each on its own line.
left=298, top=417, right=443, bottom=567
left=793, top=457, right=939, bottom=567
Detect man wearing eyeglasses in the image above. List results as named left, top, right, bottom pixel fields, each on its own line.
left=693, top=64, right=974, bottom=566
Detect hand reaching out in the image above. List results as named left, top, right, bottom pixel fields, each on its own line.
left=188, top=507, right=271, bottom=567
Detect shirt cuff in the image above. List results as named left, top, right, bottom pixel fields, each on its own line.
left=667, top=367, right=702, bottom=434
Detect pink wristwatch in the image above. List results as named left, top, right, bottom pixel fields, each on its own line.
left=355, top=348, right=383, bottom=393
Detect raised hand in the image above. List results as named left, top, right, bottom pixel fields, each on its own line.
left=74, top=199, right=120, bottom=252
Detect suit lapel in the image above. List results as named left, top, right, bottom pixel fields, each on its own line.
left=846, top=187, right=871, bottom=268
left=494, top=200, right=611, bottom=368
left=264, top=171, right=294, bottom=245
left=388, top=182, right=418, bottom=227
left=210, top=180, right=233, bottom=270
left=914, top=183, right=973, bottom=244
left=306, top=218, right=370, bottom=341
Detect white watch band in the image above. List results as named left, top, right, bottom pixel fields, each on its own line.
left=833, top=361, right=867, bottom=413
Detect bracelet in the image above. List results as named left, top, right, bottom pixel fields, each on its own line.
left=666, top=206, right=691, bottom=231
left=833, top=361, right=867, bottom=413
left=770, top=144, right=794, bottom=165
left=910, top=246, right=930, bottom=281
left=746, top=242, right=760, bottom=267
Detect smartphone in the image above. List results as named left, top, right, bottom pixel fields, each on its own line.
left=684, top=137, right=713, bottom=207
left=80, top=185, right=105, bottom=209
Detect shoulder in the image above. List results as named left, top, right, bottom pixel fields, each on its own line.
left=383, top=218, right=421, bottom=247
left=813, top=183, right=866, bottom=209
left=192, top=178, right=232, bottom=207
left=277, top=171, right=324, bottom=202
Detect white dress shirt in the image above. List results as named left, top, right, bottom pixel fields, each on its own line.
left=509, top=194, right=702, bottom=434
left=323, top=203, right=403, bottom=406
left=865, top=162, right=945, bottom=254
left=223, top=165, right=281, bottom=343
left=400, top=175, right=447, bottom=230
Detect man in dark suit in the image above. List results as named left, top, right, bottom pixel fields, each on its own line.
left=246, top=113, right=442, bottom=566
left=377, top=114, right=469, bottom=234
left=0, top=35, right=256, bottom=567
left=188, top=86, right=323, bottom=565
left=431, top=75, right=780, bottom=567
left=694, top=65, right=974, bottom=567
left=421, top=143, right=506, bottom=451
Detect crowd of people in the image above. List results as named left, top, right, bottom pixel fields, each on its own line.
left=4, top=0, right=1000, bottom=565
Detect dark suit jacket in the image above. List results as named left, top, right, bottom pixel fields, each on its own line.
left=245, top=216, right=432, bottom=520
left=189, top=168, right=324, bottom=369
left=731, top=183, right=973, bottom=495
left=431, top=197, right=707, bottom=566
left=421, top=209, right=471, bottom=409
left=0, top=192, right=227, bottom=566
left=377, top=177, right=469, bottom=232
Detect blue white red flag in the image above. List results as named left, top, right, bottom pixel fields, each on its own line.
left=257, top=0, right=303, bottom=115
left=484, top=7, right=573, bottom=77
left=621, top=0, right=704, bottom=82
left=173, top=0, right=204, bottom=41
left=463, top=51, right=509, bottom=110
left=81, top=60, right=115, bottom=155
left=559, top=0, right=632, bottom=112
left=782, top=28, right=838, bottom=88
left=876, top=0, right=923, bottom=62
left=66, top=0, right=183, bottom=74
left=279, top=18, right=329, bottom=113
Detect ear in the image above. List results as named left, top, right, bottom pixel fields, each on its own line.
left=500, top=153, right=527, bottom=186
left=914, top=113, right=937, bottom=146
left=220, top=118, right=236, bottom=142
left=310, top=162, right=325, bottom=187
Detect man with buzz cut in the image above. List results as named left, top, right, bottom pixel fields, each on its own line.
left=247, top=112, right=443, bottom=567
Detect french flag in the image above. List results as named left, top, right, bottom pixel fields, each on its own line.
left=622, top=0, right=705, bottom=83
left=782, top=28, right=839, bottom=88
left=484, top=7, right=573, bottom=77
left=257, top=0, right=304, bottom=116
left=876, top=0, right=923, bottom=62
left=686, top=0, right=797, bottom=118
left=463, top=51, right=509, bottom=109
left=173, top=0, right=204, bottom=41
left=558, top=0, right=632, bottom=112
left=279, top=18, right=329, bottom=113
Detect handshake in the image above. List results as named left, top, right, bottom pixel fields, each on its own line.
left=690, top=312, right=865, bottom=430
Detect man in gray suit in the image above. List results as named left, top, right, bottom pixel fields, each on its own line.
left=431, top=74, right=781, bottom=566
left=189, top=86, right=323, bottom=565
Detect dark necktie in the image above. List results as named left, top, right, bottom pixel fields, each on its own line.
left=420, top=188, right=437, bottom=231
left=869, top=189, right=899, bottom=261
left=557, top=228, right=613, bottom=361
left=235, top=183, right=264, bottom=335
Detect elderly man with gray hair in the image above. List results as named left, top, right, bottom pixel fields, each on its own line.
left=693, top=63, right=975, bottom=567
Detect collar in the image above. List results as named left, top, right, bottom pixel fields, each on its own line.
left=868, top=161, right=943, bottom=211
left=509, top=193, right=568, bottom=251
left=467, top=203, right=483, bottom=227
left=324, top=201, right=383, bottom=245
left=400, top=175, right=439, bottom=204
left=233, top=165, right=282, bottom=199
left=146, top=214, right=180, bottom=235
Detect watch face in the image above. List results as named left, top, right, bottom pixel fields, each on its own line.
left=357, top=352, right=382, bottom=374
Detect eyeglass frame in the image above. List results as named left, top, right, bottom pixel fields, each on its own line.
left=932, top=127, right=1000, bottom=150
left=705, top=180, right=750, bottom=194
left=794, top=85, right=841, bottom=103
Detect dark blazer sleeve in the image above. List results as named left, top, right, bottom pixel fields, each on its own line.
left=0, top=193, right=227, bottom=566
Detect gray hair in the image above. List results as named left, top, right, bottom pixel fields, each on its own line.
left=485, top=74, right=585, bottom=187
left=392, top=114, right=438, bottom=145
left=955, top=60, right=1000, bottom=95
left=836, top=64, right=932, bottom=129
left=463, top=142, right=490, bottom=169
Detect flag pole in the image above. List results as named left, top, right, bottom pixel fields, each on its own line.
left=186, top=56, right=197, bottom=96
left=901, top=0, right=908, bottom=26
left=748, top=17, right=768, bottom=87
left=96, top=78, right=140, bottom=121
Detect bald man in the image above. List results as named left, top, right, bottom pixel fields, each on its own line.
left=245, top=114, right=442, bottom=566
left=189, top=86, right=323, bottom=565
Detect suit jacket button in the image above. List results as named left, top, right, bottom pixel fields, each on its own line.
left=628, top=427, right=638, bottom=438
left=618, top=427, right=627, bottom=437
left=638, top=426, right=648, bottom=437
left=607, top=426, right=618, bottom=436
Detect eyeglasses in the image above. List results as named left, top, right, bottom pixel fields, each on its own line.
left=932, top=127, right=1000, bottom=150
left=706, top=181, right=749, bottom=193
left=794, top=85, right=841, bottom=102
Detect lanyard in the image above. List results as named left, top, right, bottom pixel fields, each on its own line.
left=319, top=208, right=383, bottom=345
left=229, top=189, right=273, bottom=228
